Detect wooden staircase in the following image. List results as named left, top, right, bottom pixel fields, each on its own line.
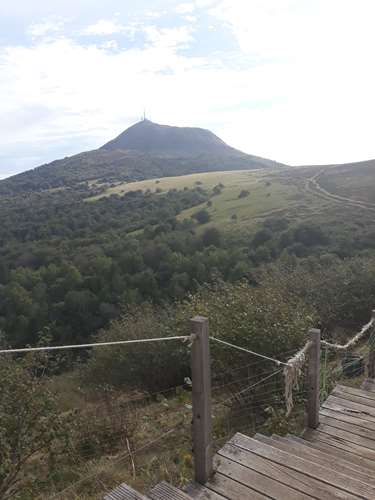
left=105, top=382, right=375, bottom=499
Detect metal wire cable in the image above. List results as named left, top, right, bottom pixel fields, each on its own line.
left=0, top=335, right=192, bottom=354
left=210, top=336, right=288, bottom=366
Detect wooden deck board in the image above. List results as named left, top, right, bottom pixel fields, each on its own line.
left=325, top=394, right=375, bottom=420
left=149, top=481, right=192, bottom=500
left=255, top=434, right=375, bottom=487
left=214, top=452, right=313, bottom=500
left=319, top=413, right=375, bottom=441
left=206, top=472, right=269, bottom=500
left=336, top=384, right=375, bottom=401
left=317, top=422, right=375, bottom=451
left=103, top=483, right=149, bottom=499
left=185, top=483, right=227, bottom=499
left=332, top=386, right=375, bottom=408
left=105, top=383, right=375, bottom=499
left=230, top=433, right=372, bottom=499
left=217, top=443, right=332, bottom=499
left=297, top=432, right=375, bottom=472
left=285, top=434, right=375, bottom=480
left=304, top=427, right=375, bottom=461
left=320, top=407, right=375, bottom=432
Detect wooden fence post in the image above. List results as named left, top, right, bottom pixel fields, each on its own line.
left=190, top=316, right=212, bottom=484
left=307, top=328, right=321, bottom=429
left=368, top=310, right=375, bottom=379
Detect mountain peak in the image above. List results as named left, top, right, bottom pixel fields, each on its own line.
left=100, top=119, right=242, bottom=157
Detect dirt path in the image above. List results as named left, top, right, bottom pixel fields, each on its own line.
left=305, top=169, right=375, bottom=213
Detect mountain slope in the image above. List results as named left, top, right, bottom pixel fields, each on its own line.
left=0, top=120, right=284, bottom=195
left=101, top=119, right=247, bottom=156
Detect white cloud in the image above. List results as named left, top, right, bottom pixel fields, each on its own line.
left=143, top=25, right=195, bottom=49
left=204, top=0, right=375, bottom=164
left=28, top=19, right=65, bottom=38
left=3, top=0, right=375, bottom=171
left=100, top=40, right=119, bottom=50
left=84, top=19, right=127, bottom=36
left=175, top=3, right=196, bottom=14
left=184, top=15, right=197, bottom=23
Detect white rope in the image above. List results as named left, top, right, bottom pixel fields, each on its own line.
left=0, top=335, right=192, bottom=355
left=209, top=336, right=288, bottom=366
left=321, top=317, right=374, bottom=351
left=284, top=340, right=312, bottom=416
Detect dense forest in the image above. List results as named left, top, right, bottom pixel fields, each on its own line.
left=1, top=173, right=375, bottom=349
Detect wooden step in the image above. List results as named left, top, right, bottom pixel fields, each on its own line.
left=205, top=470, right=269, bottom=500
left=323, top=395, right=375, bottom=423
left=104, top=483, right=149, bottom=499
left=320, top=407, right=375, bottom=432
left=254, top=434, right=375, bottom=487
left=336, top=384, right=375, bottom=402
left=317, top=421, right=375, bottom=451
left=149, top=481, right=192, bottom=500
left=230, top=432, right=373, bottom=499
left=298, top=432, right=375, bottom=472
left=304, top=427, right=375, bottom=462
left=214, top=450, right=312, bottom=499
left=319, top=413, right=375, bottom=441
left=285, top=434, right=375, bottom=480
left=185, top=482, right=226, bottom=499
left=332, top=386, right=375, bottom=408
left=216, top=443, right=322, bottom=499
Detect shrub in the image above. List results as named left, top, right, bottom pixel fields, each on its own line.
left=202, top=227, right=221, bottom=247
left=252, top=229, right=272, bottom=247
left=0, top=355, right=71, bottom=498
left=192, top=209, right=210, bottom=224
left=84, top=281, right=315, bottom=392
left=258, top=256, right=375, bottom=334
left=212, top=184, right=223, bottom=196
left=238, top=190, right=250, bottom=199
left=293, top=224, right=329, bottom=247
left=264, top=217, right=289, bottom=232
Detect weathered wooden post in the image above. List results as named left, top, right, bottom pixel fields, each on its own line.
left=368, top=310, right=375, bottom=379
left=307, top=328, right=321, bottom=429
left=190, top=316, right=212, bottom=484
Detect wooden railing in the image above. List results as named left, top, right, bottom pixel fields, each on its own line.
left=189, top=311, right=375, bottom=484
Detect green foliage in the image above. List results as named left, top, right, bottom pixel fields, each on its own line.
left=1, top=163, right=375, bottom=353
left=0, top=355, right=70, bottom=499
left=84, top=279, right=315, bottom=392
left=238, top=189, right=250, bottom=199
left=201, top=227, right=221, bottom=247
left=259, top=255, right=375, bottom=334
left=192, top=209, right=210, bottom=224
left=0, top=188, right=212, bottom=347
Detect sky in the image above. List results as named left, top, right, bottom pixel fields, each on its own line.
left=1, top=0, right=375, bottom=178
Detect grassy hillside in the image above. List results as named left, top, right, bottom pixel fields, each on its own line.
left=317, top=160, right=375, bottom=204
left=88, top=169, right=300, bottom=231
left=87, top=161, right=375, bottom=240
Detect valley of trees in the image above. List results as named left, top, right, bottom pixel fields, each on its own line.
left=1, top=174, right=375, bottom=349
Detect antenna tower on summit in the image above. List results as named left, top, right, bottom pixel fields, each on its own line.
left=143, top=109, right=146, bottom=121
